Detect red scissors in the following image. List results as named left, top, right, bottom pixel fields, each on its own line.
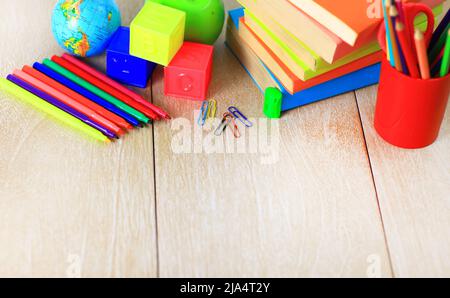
left=378, top=2, right=435, bottom=53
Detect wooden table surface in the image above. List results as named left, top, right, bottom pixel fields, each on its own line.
left=0, top=0, right=449, bottom=278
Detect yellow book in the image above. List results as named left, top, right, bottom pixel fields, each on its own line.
left=245, top=9, right=381, bottom=81
left=244, top=4, right=443, bottom=81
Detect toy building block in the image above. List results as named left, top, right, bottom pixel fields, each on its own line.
left=164, top=42, right=214, bottom=100
left=264, top=87, right=283, bottom=118
left=146, top=0, right=225, bottom=45
left=106, top=27, right=156, bottom=88
left=130, top=1, right=186, bottom=66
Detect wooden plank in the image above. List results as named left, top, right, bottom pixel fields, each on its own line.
left=0, top=0, right=157, bottom=277
left=356, top=86, right=450, bottom=277
left=152, top=0, right=391, bottom=278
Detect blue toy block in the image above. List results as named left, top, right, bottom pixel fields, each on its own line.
left=106, top=27, right=156, bottom=88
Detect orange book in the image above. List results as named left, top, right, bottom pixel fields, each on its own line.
left=239, top=18, right=302, bottom=94
left=239, top=18, right=382, bottom=94
left=288, top=0, right=443, bottom=46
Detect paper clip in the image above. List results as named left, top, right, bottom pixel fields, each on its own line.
left=227, top=113, right=241, bottom=138
left=228, top=106, right=253, bottom=127
left=214, top=112, right=241, bottom=138
left=207, top=99, right=217, bottom=119
left=214, top=113, right=230, bottom=136
left=197, top=100, right=209, bottom=126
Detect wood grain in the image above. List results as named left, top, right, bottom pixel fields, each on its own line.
left=0, top=0, right=157, bottom=277
left=356, top=86, right=450, bottom=277
left=1, top=0, right=448, bottom=278
left=151, top=0, right=391, bottom=278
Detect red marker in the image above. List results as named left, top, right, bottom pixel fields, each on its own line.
left=23, top=65, right=131, bottom=131
left=51, top=55, right=160, bottom=121
left=61, top=53, right=171, bottom=120
left=13, top=69, right=124, bottom=137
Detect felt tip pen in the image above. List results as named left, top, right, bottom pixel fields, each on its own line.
left=53, top=55, right=160, bottom=121
left=23, top=65, right=130, bottom=133
left=13, top=69, right=124, bottom=137
left=43, top=59, right=150, bottom=124
left=1, top=76, right=110, bottom=142
left=8, top=74, right=117, bottom=139
left=32, top=62, right=139, bottom=128
left=61, top=53, right=171, bottom=120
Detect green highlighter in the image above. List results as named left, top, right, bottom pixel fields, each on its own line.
left=264, top=87, right=283, bottom=119
left=43, top=59, right=150, bottom=124
left=0, top=78, right=109, bottom=142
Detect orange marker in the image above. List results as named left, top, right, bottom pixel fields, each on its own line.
left=23, top=65, right=131, bottom=132
left=13, top=69, right=124, bottom=136
left=415, top=29, right=431, bottom=79
left=396, top=22, right=420, bottom=78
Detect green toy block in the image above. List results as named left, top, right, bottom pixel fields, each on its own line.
left=264, top=87, right=283, bottom=119
left=146, top=0, right=225, bottom=45
left=130, top=1, right=186, bottom=66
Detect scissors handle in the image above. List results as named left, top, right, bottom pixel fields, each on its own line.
left=403, top=3, right=435, bottom=44
left=378, top=3, right=435, bottom=53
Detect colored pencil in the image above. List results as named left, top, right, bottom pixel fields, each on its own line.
left=52, top=55, right=160, bottom=121
left=395, top=0, right=405, bottom=22
left=440, top=29, right=450, bottom=77
left=43, top=59, right=150, bottom=124
left=428, top=9, right=450, bottom=54
left=384, top=0, right=395, bottom=66
left=415, top=29, right=431, bottom=79
left=13, top=69, right=123, bottom=137
left=23, top=66, right=127, bottom=135
left=396, top=21, right=420, bottom=78
left=3, top=75, right=111, bottom=142
left=389, top=5, right=403, bottom=72
left=61, top=53, right=171, bottom=120
left=431, top=57, right=442, bottom=77
left=431, top=47, right=444, bottom=69
left=429, top=23, right=450, bottom=63
left=391, top=5, right=407, bottom=73
left=32, top=62, right=139, bottom=128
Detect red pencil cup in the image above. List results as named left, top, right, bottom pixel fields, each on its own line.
left=374, top=58, right=450, bottom=149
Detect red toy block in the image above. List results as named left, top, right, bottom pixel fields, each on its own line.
left=164, top=42, right=214, bottom=100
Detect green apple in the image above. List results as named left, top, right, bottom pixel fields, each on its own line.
left=146, top=0, right=225, bottom=45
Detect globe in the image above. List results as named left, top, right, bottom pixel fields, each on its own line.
left=52, top=0, right=121, bottom=57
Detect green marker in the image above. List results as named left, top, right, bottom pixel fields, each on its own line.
left=440, top=29, right=450, bottom=77
left=0, top=78, right=109, bottom=142
left=264, top=87, right=283, bottom=119
left=43, top=59, right=150, bottom=124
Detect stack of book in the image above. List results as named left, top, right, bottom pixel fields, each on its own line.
left=226, top=0, right=444, bottom=112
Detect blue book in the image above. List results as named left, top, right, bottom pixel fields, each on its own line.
left=226, top=8, right=381, bottom=112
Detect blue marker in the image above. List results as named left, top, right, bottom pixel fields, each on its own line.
left=32, top=62, right=140, bottom=127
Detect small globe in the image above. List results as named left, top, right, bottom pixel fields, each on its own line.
left=52, top=0, right=121, bottom=57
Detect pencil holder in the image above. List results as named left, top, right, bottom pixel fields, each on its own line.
left=374, top=58, right=450, bottom=149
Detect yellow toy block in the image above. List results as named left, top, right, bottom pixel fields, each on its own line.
left=130, top=2, right=186, bottom=66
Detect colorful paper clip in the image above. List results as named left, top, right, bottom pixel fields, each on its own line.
left=214, top=112, right=241, bottom=138
left=198, top=100, right=209, bottom=126
left=207, top=99, right=217, bottom=119
left=228, top=106, right=253, bottom=127
left=198, top=99, right=217, bottom=126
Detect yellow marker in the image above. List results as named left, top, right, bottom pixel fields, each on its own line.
left=0, top=78, right=109, bottom=142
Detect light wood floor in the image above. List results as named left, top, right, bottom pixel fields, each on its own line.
left=0, top=0, right=448, bottom=278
